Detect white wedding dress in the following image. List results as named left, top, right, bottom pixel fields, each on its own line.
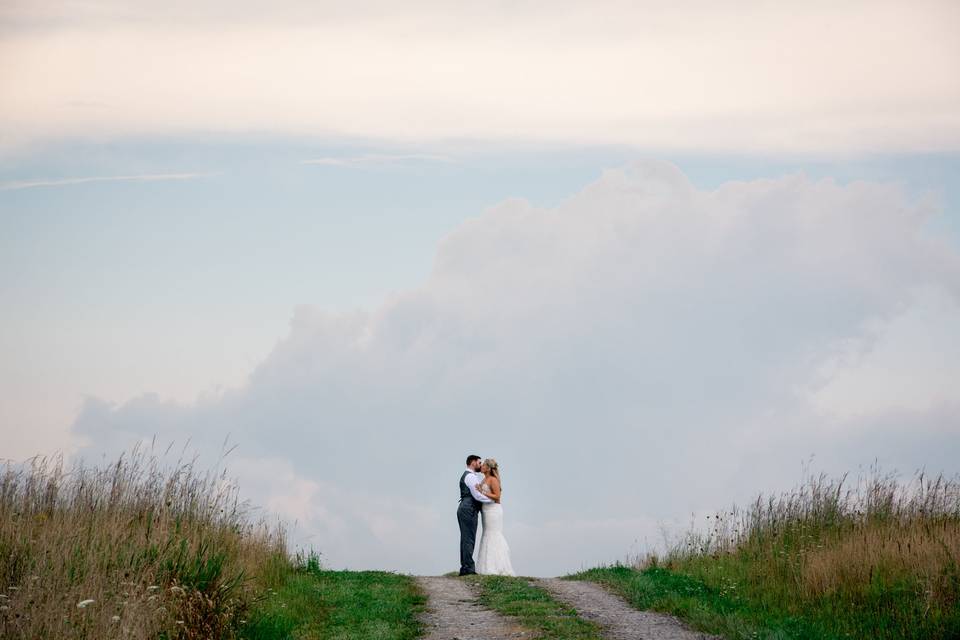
left=475, top=483, right=516, bottom=576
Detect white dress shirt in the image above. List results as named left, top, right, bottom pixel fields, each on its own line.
left=464, top=468, right=493, bottom=503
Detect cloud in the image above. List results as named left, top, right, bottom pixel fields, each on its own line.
left=2, top=1, right=958, bottom=153
left=0, top=171, right=217, bottom=191
left=69, top=160, right=960, bottom=575
left=301, top=153, right=454, bottom=168
left=805, top=284, right=960, bottom=422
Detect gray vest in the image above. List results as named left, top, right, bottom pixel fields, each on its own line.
left=459, top=471, right=481, bottom=511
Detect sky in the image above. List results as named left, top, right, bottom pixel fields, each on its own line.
left=1, top=1, right=959, bottom=576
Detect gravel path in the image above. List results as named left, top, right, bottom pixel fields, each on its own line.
left=535, top=578, right=722, bottom=640
left=415, top=576, right=534, bottom=640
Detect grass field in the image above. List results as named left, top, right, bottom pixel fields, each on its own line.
left=575, top=468, right=960, bottom=639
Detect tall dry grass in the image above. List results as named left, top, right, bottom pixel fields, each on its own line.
left=664, top=466, right=960, bottom=629
left=0, top=445, right=288, bottom=639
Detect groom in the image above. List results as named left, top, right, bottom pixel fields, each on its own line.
left=458, top=454, right=493, bottom=576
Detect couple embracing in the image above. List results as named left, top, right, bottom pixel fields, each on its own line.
left=457, top=454, right=515, bottom=576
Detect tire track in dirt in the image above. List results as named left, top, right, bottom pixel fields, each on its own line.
left=416, top=576, right=534, bottom=640
left=535, top=578, right=722, bottom=640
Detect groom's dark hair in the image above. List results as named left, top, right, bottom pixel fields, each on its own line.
left=466, top=454, right=481, bottom=466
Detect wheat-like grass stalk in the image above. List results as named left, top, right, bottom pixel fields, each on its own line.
left=0, top=444, right=288, bottom=639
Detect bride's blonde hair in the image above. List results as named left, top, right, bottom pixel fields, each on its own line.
left=483, top=458, right=501, bottom=486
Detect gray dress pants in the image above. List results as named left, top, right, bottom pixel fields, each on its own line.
left=457, top=502, right=479, bottom=575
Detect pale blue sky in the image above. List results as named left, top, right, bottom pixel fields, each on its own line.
left=5, top=139, right=958, bottom=314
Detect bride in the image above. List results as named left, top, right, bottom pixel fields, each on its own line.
left=475, top=458, right=516, bottom=576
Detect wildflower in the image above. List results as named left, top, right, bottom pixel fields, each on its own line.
left=147, top=585, right=159, bottom=591
left=77, top=599, right=95, bottom=609
left=176, top=620, right=185, bottom=625
left=111, top=615, right=121, bottom=622
left=170, top=586, right=184, bottom=595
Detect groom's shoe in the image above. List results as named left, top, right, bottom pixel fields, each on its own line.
left=458, top=569, right=477, bottom=576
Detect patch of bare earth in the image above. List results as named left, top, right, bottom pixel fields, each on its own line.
left=535, top=578, right=722, bottom=640
left=415, top=576, right=535, bottom=640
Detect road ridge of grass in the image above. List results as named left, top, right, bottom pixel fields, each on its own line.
left=465, top=574, right=604, bottom=639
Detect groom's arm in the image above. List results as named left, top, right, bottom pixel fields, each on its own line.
left=465, top=474, right=493, bottom=503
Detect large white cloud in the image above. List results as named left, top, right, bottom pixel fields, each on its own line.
left=71, top=160, right=960, bottom=575
left=2, top=1, right=959, bottom=153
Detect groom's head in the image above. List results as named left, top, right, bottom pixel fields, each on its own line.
left=466, top=454, right=482, bottom=471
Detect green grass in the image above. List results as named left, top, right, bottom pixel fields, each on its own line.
left=467, top=574, right=603, bottom=639
left=241, top=556, right=425, bottom=640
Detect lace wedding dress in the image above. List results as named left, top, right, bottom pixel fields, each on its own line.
left=475, top=483, right=516, bottom=576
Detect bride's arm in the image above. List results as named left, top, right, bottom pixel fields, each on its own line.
left=485, top=478, right=502, bottom=502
